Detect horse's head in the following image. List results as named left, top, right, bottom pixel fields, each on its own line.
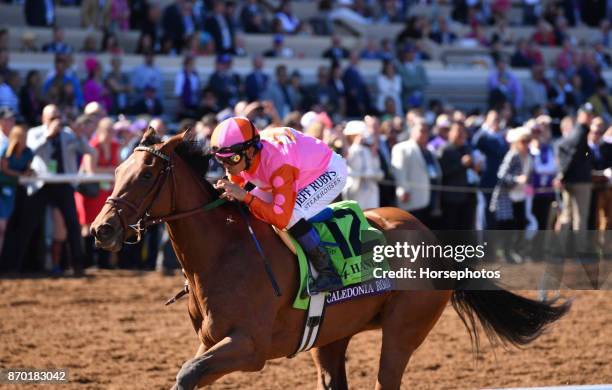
left=91, top=127, right=187, bottom=252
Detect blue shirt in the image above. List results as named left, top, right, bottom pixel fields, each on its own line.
left=473, top=128, right=509, bottom=189
left=0, top=144, right=34, bottom=186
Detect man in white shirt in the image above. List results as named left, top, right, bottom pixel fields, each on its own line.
left=391, top=118, right=440, bottom=226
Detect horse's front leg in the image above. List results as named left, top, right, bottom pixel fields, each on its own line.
left=172, top=332, right=265, bottom=390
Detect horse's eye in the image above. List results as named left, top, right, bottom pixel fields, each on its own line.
left=141, top=171, right=153, bottom=180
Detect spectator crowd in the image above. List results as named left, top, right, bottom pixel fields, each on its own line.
left=0, top=0, right=611, bottom=275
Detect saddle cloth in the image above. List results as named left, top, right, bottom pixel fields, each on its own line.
left=274, top=200, right=390, bottom=310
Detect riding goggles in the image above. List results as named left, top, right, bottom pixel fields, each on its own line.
left=215, top=153, right=243, bottom=166
left=211, top=136, right=261, bottom=166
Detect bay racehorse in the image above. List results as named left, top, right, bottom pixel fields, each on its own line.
left=91, top=128, right=570, bottom=390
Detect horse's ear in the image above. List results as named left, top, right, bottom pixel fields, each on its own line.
left=140, top=127, right=158, bottom=146
left=161, top=133, right=183, bottom=152
left=182, top=126, right=196, bottom=142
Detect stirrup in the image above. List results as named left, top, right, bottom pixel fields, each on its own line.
left=300, top=273, right=319, bottom=299
left=308, top=273, right=343, bottom=296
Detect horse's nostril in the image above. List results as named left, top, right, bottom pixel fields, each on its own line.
left=96, top=224, right=115, bottom=240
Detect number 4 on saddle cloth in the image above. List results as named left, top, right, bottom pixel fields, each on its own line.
left=276, top=200, right=391, bottom=310
left=278, top=200, right=391, bottom=356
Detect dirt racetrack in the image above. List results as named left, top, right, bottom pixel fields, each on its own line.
left=1, top=270, right=611, bottom=390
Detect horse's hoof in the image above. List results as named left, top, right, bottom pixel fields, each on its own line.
left=175, top=355, right=209, bottom=390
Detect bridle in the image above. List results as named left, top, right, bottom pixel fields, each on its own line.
left=105, top=144, right=282, bottom=297
left=105, top=145, right=224, bottom=244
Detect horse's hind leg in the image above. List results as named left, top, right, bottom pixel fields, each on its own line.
left=310, top=336, right=351, bottom=390
left=375, top=291, right=451, bottom=390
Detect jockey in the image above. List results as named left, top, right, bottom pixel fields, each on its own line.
left=211, top=116, right=347, bottom=295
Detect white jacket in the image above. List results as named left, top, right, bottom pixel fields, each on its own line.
left=391, top=139, right=435, bottom=211
left=343, top=143, right=383, bottom=209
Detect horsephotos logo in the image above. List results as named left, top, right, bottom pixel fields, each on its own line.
left=368, top=230, right=612, bottom=290
left=370, top=241, right=500, bottom=281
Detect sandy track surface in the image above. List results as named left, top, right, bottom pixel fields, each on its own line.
left=1, top=270, right=610, bottom=389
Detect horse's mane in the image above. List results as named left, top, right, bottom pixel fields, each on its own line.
left=137, top=129, right=219, bottom=199
left=174, top=135, right=219, bottom=200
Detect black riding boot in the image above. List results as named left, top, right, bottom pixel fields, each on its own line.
left=305, top=245, right=344, bottom=294
left=290, top=219, right=343, bottom=295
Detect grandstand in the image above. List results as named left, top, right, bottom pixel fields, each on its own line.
left=3, top=0, right=612, bottom=116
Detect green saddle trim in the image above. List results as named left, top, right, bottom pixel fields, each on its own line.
left=292, top=200, right=388, bottom=310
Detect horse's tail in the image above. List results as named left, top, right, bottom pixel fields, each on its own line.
left=451, top=279, right=571, bottom=352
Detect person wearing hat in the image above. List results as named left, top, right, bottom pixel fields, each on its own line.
left=528, top=116, right=557, bottom=234
left=212, top=117, right=347, bottom=295
left=490, top=126, right=533, bottom=263
left=342, top=120, right=383, bottom=209
left=427, top=114, right=452, bottom=154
